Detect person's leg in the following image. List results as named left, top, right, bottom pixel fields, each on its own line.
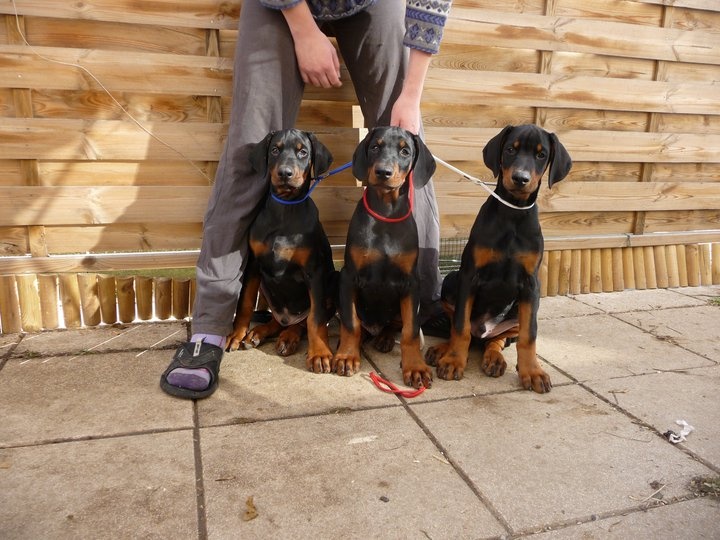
left=163, top=2, right=305, bottom=396
left=332, top=5, right=443, bottom=322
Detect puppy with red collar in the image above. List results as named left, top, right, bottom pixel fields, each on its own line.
left=333, top=126, right=437, bottom=389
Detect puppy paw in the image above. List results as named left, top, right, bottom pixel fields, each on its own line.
left=373, top=332, right=396, bottom=353
left=275, top=325, right=303, bottom=356
left=481, top=349, right=507, bottom=378
left=424, top=342, right=450, bottom=366
left=332, top=354, right=361, bottom=377
left=402, top=362, right=433, bottom=390
left=518, top=367, right=552, bottom=393
left=306, top=344, right=333, bottom=374
left=436, top=352, right=467, bottom=381
left=276, top=336, right=300, bottom=356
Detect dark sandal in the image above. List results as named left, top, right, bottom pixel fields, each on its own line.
left=160, top=341, right=223, bottom=399
left=421, top=312, right=451, bottom=339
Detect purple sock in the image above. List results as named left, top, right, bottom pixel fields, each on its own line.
left=166, top=334, right=225, bottom=391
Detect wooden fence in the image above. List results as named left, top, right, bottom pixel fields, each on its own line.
left=1, top=0, right=719, bottom=333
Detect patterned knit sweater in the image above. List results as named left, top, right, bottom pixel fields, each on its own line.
left=259, top=0, right=452, bottom=54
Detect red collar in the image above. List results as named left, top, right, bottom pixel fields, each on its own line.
left=362, top=171, right=414, bottom=223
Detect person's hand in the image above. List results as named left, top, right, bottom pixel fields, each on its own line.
left=390, top=92, right=421, bottom=134
left=282, top=2, right=341, bottom=89
left=293, top=30, right=342, bottom=88
left=390, top=48, right=432, bottom=134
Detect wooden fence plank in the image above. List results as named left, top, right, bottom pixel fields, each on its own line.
left=154, top=276, right=172, bottom=320
left=135, top=276, right=153, bottom=321
left=116, top=276, right=136, bottom=323
left=58, top=273, right=81, bottom=328
left=77, top=272, right=101, bottom=326
left=0, top=0, right=241, bottom=30
left=38, top=273, right=59, bottom=329
left=172, top=278, right=190, bottom=319
left=676, top=245, right=689, bottom=287
left=97, top=273, right=117, bottom=324
left=0, top=275, right=21, bottom=333
left=445, top=7, right=720, bottom=64
left=427, top=129, right=720, bottom=164
left=422, top=70, right=720, bottom=115
left=16, top=273, right=41, bottom=331
left=0, top=117, right=359, bottom=163
left=540, top=182, right=720, bottom=212
left=0, top=185, right=363, bottom=227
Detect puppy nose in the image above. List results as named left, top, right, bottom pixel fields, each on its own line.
left=277, top=166, right=293, bottom=180
left=512, top=170, right=531, bottom=186
left=374, top=166, right=393, bottom=180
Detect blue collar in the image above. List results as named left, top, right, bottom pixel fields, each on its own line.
left=270, top=161, right=352, bottom=205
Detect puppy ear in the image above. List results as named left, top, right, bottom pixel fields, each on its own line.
left=352, top=129, right=374, bottom=182
left=411, top=134, right=437, bottom=188
left=547, top=133, right=572, bottom=188
left=483, top=125, right=514, bottom=179
left=248, top=131, right=275, bottom=177
left=306, top=132, right=333, bottom=177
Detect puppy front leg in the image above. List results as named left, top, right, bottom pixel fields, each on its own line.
left=436, top=274, right=474, bottom=381
left=515, top=299, right=551, bottom=393
left=399, top=294, right=432, bottom=389
left=305, top=275, right=333, bottom=373
left=226, top=269, right=261, bottom=352
left=332, top=269, right=362, bottom=376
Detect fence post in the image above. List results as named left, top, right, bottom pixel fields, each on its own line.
left=59, top=274, right=82, bottom=328
left=78, top=273, right=101, bottom=327
left=16, top=274, right=42, bottom=333
left=0, top=275, right=22, bottom=334
left=98, top=274, right=118, bottom=324
left=38, top=274, right=60, bottom=330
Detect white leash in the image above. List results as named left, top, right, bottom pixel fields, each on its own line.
left=432, top=155, right=535, bottom=211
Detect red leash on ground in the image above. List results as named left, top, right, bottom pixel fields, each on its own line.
left=369, top=371, right=426, bottom=398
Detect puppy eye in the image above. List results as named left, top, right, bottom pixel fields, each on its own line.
left=370, top=144, right=380, bottom=153
left=297, top=149, right=308, bottom=159
left=400, top=147, right=411, bottom=157
left=270, top=147, right=280, bottom=156
left=505, top=147, right=516, bottom=155
left=536, top=151, right=547, bottom=160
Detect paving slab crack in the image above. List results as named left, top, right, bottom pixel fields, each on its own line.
left=193, top=401, right=209, bottom=540
left=366, top=354, right=515, bottom=536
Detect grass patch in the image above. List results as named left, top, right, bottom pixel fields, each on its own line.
left=708, top=297, right=720, bottom=307
left=690, top=475, right=720, bottom=498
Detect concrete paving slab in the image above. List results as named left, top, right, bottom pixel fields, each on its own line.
left=539, top=313, right=714, bottom=382
left=0, top=350, right=193, bottom=447
left=0, top=333, right=20, bottom=354
left=410, top=384, right=714, bottom=533
left=539, top=295, right=604, bottom=319
left=588, top=366, right=720, bottom=468
left=572, top=288, right=706, bottom=313
left=196, top=342, right=400, bottom=427
left=0, top=431, right=197, bottom=540
left=673, top=285, right=720, bottom=301
left=614, top=305, right=720, bottom=362
left=534, top=497, right=720, bottom=539
left=10, top=327, right=128, bottom=358
left=364, top=335, right=572, bottom=403
left=11, top=322, right=188, bottom=359
left=200, top=406, right=506, bottom=539
left=87, top=322, right=189, bottom=353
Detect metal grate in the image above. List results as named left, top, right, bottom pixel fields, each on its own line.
left=438, top=237, right=467, bottom=276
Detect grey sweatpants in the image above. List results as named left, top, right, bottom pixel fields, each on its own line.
left=191, top=0, right=442, bottom=336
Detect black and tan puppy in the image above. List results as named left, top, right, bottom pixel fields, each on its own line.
left=426, top=124, right=572, bottom=393
left=227, top=129, right=338, bottom=373
left=332, top=126, right=436, bottom=389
